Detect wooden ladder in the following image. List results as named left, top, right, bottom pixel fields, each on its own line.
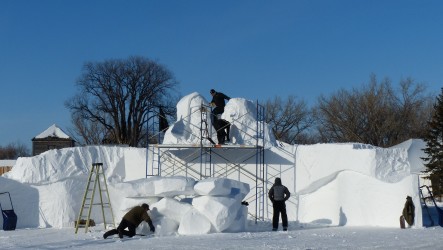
left=75, top=163, right=115, bottom=233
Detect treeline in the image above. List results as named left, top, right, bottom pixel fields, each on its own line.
left=265, top=74, right=435, bottom=147
left=0, top=142, right=30, bottom=160
left=65, top=56, right=436, bottom=149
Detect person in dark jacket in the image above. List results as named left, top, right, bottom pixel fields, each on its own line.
left=103, top=203, right=155, bottom=239
left=402, top=196, right=415, bottom=227
left=210, top=89, right=230, bottom=115
left=209, top=89, right=231, bottom=144
left=268, top=177, right=290, bottom=231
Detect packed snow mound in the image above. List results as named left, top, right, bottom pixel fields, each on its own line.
left=297, top=170, right=421, bottom=227
left=163, top=92, right=276, bottom=147
left=296, top=143, right=412, bottom=192
left=4, top=146, right=146, bottom=184
left=390, top=139, right=427, bottom=174
left=294, top=142, right=425, bottom=227
left=0, top=104, right=429, bottom=231
left=1, top=146, right=250, bottom=235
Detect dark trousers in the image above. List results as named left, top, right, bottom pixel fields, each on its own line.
left=272, top=201, right=288, bottom=229
left=212, top=112, right=229, bottom=144
left=105, top=218, right=137, bottom=238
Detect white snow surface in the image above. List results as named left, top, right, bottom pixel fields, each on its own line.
left=0, top=92, right=441, bottom=249
left=34, top=124, right=71, bottom=139
left=1, top=224, right=442, bottom=249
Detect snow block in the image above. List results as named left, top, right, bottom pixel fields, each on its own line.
left=194, top=178, right=250, bottom=200
left=150, top=176, right=196, bottom=197
left=192, top=196, right=241, bottom=232
left=119, top=197, right=162, bottom=212
left=178, top=208, right=212, bottom=235
left=224, top=205, right=248, bottom=232
left=149, top=216, right=178, bottom=236
left=152, top=197, right=193, bottom=224
left=114, top=178, right=155, bottom=197
left=114, top=176, right=196, bottom=198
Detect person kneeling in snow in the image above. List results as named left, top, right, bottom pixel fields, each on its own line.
left=103, top=203, right=155, bottom=239
left=268, top=177, right=290, bottom=231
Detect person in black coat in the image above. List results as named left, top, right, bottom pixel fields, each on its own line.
left=268, top=177, right=290, bottom=231
left=103, top=203, right=155, bottom=239
left=210, top=89, right=230, bottom=115
left=209, top=89, right=231, bottom=144
left=402, top=196, right=415, bottom=227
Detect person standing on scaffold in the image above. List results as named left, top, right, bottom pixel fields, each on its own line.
left=209, top=89, right=230, bottom=144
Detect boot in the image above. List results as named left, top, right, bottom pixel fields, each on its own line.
left=103, top=229, right=117, bottom=239
left=103, top=231, right=110, bottom=239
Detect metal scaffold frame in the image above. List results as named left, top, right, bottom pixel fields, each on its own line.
left=145, top=101, right=267, bottom=221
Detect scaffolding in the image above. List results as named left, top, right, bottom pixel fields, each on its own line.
left=145, top=101, right=267, bottom=221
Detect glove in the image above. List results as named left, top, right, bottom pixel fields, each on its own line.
left=150, top=225, right=155, bottom=232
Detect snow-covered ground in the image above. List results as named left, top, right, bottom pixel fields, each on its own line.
left=1, top=223, right=443, bottom=249
left=1, top=92, right=442, bottom=249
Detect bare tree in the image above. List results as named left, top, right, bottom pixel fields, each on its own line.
left=265, top=95, right=314, bottom=144
left=65, top=56, right=178, bottom=147
left=314, top=74, right=434, bottom=147
left=66, top=113, right=109, bottom=146
left=0, top=142, right=30, bottom=159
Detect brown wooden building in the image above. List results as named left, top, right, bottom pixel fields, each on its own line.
left=32, top=124, right=75, bottom=156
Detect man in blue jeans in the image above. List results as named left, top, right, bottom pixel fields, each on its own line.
left=268, top=177, right=290, bottom=231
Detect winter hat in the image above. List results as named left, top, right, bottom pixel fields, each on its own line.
left=275, top=177, right=282, bottom=185
left=210, top=89, right=216, bottom=94
left=141, top=203, right=150, bottom=210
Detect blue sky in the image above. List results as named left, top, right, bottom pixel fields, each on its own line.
left=1, top=0, right=442, bottom=149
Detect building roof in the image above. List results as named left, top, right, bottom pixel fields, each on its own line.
left=34, top=124, right=71, bottom=139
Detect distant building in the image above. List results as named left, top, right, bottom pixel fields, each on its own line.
left=32, top=124, right=75, bottom=156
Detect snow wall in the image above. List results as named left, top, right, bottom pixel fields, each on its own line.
left=0, top=92, right=427, bottom=230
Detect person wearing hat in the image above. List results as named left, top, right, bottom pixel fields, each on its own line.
left=268, top=177, right=290, bottom=231
left=103, top=203, right=155, bottom=239
left=209, top=89, right=231, bottom=144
